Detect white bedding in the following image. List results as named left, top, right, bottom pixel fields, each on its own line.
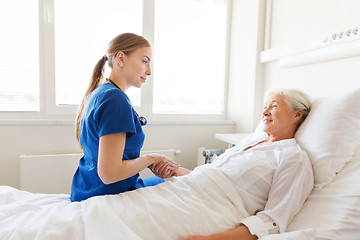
left=1, top=88, right=360, bottom=240
left=0, top=165, right=251, bottom=240
left=238, top=147, right=360, bottom=240
left=3, top=158, right=358, bottom=240
left=286, top=147, right=360, bottom=239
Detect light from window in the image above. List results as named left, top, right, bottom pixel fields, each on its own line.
left=0, top=0, right=39, bottom=111
left=153, top=0, right=228, bottom=114
left=54, top=0, right=143, bottom=107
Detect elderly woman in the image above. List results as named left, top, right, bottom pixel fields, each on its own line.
left=172, top=88, right=313, bottom=240
left=0, top=89, right=313, bottom=240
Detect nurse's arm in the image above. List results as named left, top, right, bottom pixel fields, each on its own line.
left=97, top=132, right=173, bottom=184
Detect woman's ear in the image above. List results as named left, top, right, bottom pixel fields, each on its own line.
left=115, top=51, right=126, bottom=67
left=295, top=109, right=304, bottom=121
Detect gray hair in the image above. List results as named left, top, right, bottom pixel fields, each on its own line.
left=265, top=88, right=311, bottom=129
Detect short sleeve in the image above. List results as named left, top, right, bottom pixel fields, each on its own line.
left=94, top=89, right=136, bottom=137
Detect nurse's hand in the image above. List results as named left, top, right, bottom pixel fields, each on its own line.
left=146, top=154, right=179, bottom=178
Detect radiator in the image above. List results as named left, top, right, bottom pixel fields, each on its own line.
left=19, top=152, right=82, bottom=194
left=19, top=149, right=180, bottom=194
left=197, top=147, right=223, bottom=166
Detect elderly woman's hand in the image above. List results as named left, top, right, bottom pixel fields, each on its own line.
left=182, top=236, right=210, bottom=240
left=146, top=154, right=179, bottom=178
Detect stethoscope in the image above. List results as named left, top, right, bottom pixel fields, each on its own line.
left=105, top=78, right=147, bottom=126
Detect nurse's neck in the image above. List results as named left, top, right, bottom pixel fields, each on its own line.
left=108, top=73, right=129, bottom=92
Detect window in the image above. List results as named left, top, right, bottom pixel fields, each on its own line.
left=0, top=0, right=230, bottom=120
left=153, top=0, right=228, bottom=114
left=0, top=0, right=39, bottom=111
left=54, top=0, right=143, bottom=107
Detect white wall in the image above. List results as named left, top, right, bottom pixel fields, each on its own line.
left=227, top=0, right=266, bottom=133
left=2, top=0, right=360, bottom=189
left=0, top=122, right=233, bottom=188
left=227, top=0, right=360, bottom=133
left=263, top=0, right=360, bottom=97
left=0, top=124, right=79, bottom=188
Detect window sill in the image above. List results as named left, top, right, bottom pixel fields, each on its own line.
left=0, top=119, right=75, bottom=126
left=148, top=120, right=236, bottom=125
left=0, top=119, right=236, bottom=126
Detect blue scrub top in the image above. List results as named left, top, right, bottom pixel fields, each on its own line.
left=70, top=83, right=145, bottom=202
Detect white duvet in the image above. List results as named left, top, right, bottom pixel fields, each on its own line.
left=0, top=163, right=318, bottom=240
left=0, top=165, right=252, bottom=240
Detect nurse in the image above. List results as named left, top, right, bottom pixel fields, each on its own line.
left=70, top=33, right=179, bottom=202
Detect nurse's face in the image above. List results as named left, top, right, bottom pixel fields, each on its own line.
left=122, top=46, right=152, bottom=89
left=262, top=93, right=301, bottom=141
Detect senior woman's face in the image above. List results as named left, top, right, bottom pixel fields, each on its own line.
left=262, top=93, right=300, bottom=141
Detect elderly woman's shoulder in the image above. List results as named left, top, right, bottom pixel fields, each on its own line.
left=279, top=140, right=311, bottom=163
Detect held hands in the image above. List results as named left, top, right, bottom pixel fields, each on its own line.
left=146, top=154, right=180, bottom=179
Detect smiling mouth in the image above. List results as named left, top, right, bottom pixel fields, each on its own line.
left=263, top=119, right=272, bottom=123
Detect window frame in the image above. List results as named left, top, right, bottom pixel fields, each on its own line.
left=0, top=0, right=232, bottom=122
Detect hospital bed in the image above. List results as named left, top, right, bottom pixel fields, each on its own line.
left=0, top=88, right=359, bottom=240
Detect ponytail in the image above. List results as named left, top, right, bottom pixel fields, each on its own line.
left=75, top=33, right=151, bottom=147
left=75, top=55, right=108, bottom=146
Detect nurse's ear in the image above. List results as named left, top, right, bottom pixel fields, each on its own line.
left=115, top=51, right=126, bottom=68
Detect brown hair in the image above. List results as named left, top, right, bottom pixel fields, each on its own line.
left=75, top=33, right=150, bottom=145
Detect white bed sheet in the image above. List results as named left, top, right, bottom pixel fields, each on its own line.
left=1, top=154, right=359, bottom=240
left=0, top=165, right=250, bottom=240
left=1, top=151, right=360, bottom=240
left=1, top=151, right=360, bottom=239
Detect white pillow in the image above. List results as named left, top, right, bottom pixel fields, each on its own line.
left=295, top=88, right=360, bottom=189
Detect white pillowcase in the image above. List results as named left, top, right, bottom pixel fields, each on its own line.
left=295, top=88, right=360, bottom=189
